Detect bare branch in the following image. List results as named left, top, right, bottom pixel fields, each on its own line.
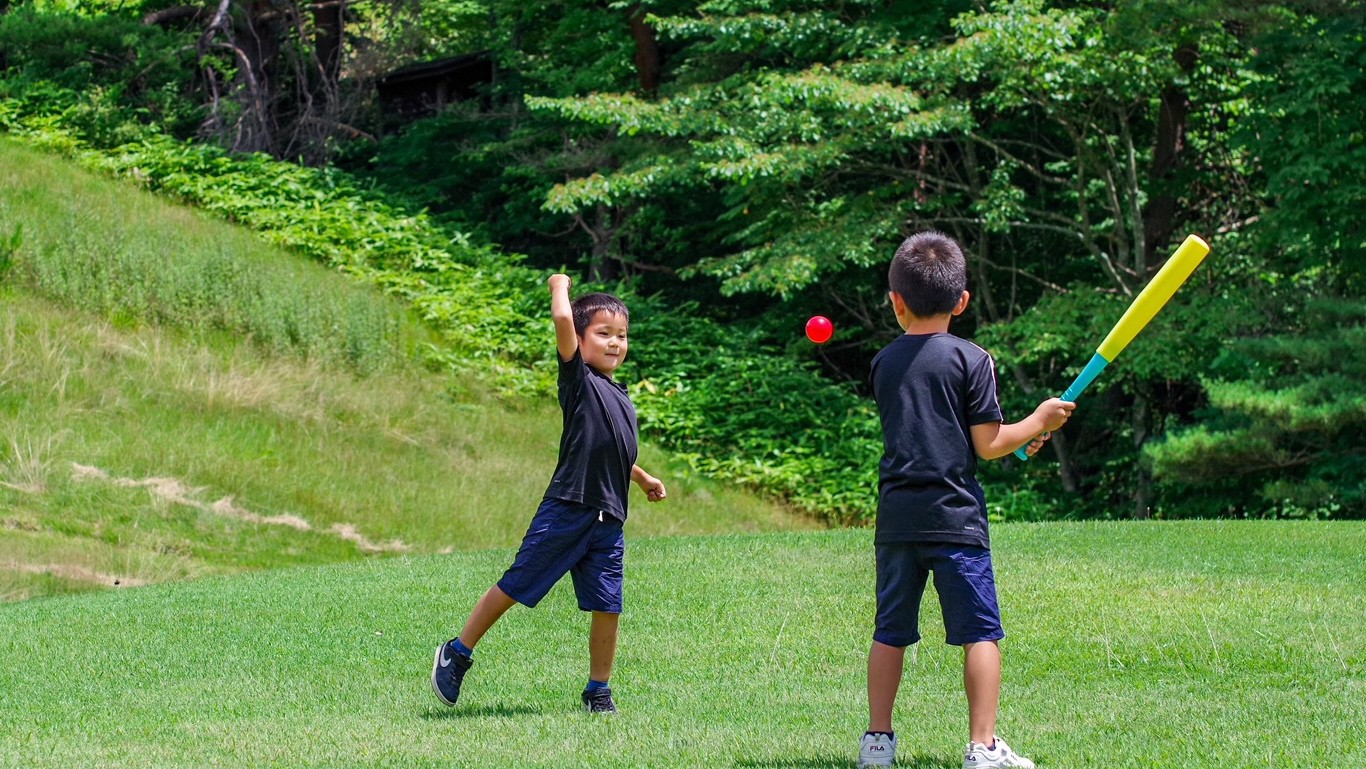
left=973, top=252, right=1068, bottom=294
left=197, top=0, right=233, bottom=56
left=967, top=133, right=1072, bottom=186
left=143, top=5, right=208, bottom=27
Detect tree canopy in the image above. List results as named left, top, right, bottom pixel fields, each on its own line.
left=2, top=0, right=1361, bottom=518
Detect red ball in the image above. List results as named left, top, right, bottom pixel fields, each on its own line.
left=805, top=315, right=834, bottom=344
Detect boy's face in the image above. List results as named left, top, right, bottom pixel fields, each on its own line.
left=579, top=310, right=629, bottom=377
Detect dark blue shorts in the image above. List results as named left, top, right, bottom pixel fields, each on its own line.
left=497, top=498, right=624, bottom=613
left=873, top=542, right=1004, bottom=647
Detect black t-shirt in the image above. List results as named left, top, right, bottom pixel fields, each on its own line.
left=544, top=350, right=639, bottom=521
left=870, top=333, right=1004, bottom=548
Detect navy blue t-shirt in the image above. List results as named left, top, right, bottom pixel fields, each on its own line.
left=544, top=350, right=639, bottom=522
left=870, top=333, right=1003, bottom=549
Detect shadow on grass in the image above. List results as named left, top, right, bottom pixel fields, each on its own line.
left=419, top=703, right=544, bottom=719
left=734, top=754, right=958, bottom=769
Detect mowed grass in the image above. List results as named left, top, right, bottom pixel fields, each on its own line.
left=1, top=521, right=1361, bottom=768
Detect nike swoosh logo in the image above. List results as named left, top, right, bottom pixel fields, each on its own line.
left=439, top=649, right=452, bottom=668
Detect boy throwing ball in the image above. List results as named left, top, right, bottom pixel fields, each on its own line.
left=431, top=273, right=667, bottom=714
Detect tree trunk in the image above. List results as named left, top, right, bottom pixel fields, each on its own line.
left=236, top=1, right=282, bottom=155
left=626, top=4, right=661, bottom=96
left=285, top=0, right=346, bottom=161
left=311, top=2, right=344, bottom=82
left=197, top=0, right=281, bottom=154
left=587, top=204, right=620, bottom=282
left=1126, top=43, right=1195, bottom=518
left=1132, top=394, right=1152, bottom=519
left=1143, top=42, right=1197, bottom=265
left=1050, top=430, right=1081, bottom=495
left=194, top=1, right=355, bottom=163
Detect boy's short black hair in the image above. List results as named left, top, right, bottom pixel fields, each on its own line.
left=889, top=230, right=967, bottom=317
left=571, top=292, right=630, bottom=336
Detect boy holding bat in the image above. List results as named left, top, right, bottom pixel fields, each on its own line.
left=858, top=231, right=1074, bottom=768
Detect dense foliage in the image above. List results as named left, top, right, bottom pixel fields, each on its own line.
left=1, top=0, right=1361, bottom=519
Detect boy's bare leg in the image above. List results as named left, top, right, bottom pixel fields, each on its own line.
left=963, top=640, right=1002, bottom=745
left=457, top=585, right=517, bottom=649
left=588, top=611, right=620, bottom=682
left=867, top=641, right=906, bottom=732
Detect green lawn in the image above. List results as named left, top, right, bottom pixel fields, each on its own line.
left=2, top=521, right=1361, bottom=768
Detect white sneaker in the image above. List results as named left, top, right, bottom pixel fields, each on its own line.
left=964, top=736, right=1034, bottom=769
left=858, top=732, right=897, bottom=767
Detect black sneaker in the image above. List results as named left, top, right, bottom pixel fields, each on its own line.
left=431, top=640, right=473, bottom=706
left=581, top=686, right=617, bottom=714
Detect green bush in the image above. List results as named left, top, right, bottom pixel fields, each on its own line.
left=626, top=302, right=881, bottom=522
left=0, top=7, right=201, bottom=139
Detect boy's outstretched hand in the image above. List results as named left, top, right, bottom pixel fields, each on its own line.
left=632, top=466, right=667, bottom=503
left=641, top=476, right=667, bottom=503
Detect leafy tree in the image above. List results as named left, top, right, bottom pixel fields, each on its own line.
left=1227, top=3, right=1365, bottom=288
left=530, top=0, right=1257, bottom=514
left=1141, top=2, right=1365, bottom=518
left=342, top=0, right=703, bottom=282
left=8, top=0, right=1360, bottom=521
left=522, top=0, right=1362, bottom=518
left=1148, top=297, right=1365, bottom=517
left=0, top=5, right=202, bottom=141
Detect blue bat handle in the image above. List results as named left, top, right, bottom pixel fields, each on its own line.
left=1013, top=352, right=1110, bottom=461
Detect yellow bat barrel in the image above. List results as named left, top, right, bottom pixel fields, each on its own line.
left=1013, top=234, right=1211, bottom=462
left=1096, top=234, right=1210, bottom=361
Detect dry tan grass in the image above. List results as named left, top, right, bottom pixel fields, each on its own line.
left=1, top=561, right=148, bottom=588
left=71, top=462, right=408, bottom=553
left=1, top=434, right=57, bottom=494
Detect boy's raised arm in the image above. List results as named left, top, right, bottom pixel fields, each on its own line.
left=970, top=397, right=1075, bottom=460
left=549, top=273, right=577, bottom=363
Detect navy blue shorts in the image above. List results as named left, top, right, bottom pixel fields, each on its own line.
left=497, top=498, right=624, bottom=613
left=873, top=542, right=1004, bottom=647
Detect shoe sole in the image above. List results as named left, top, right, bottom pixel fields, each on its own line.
left=431, top=645, right=458, bottom=706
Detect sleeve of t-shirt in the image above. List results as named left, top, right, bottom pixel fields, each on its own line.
left=558, top=348, right=587, bottom=409
left=965, top=351, right=1005, bottom=426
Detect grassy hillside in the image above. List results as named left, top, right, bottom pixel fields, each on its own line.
left=1, top=521, right=1361, bottom=768
left=0, top=140, right=812, bottom=602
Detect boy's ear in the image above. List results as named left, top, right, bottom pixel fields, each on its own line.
left=889, top=290, right=907, bottom=315
left=951, top=290, right=970, bottom=316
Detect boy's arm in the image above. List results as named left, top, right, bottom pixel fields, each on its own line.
left=970, top=397, right=1075, bottom=460
left=549, top=273, right=577, bottom=363
left=632, top=464, right=667, bottom=503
